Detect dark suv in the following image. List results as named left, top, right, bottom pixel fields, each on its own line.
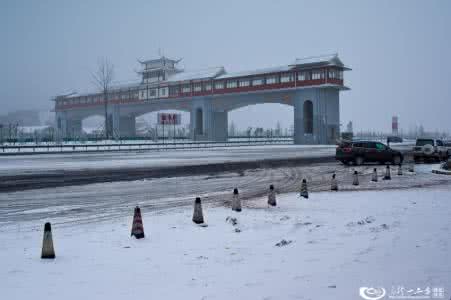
left=336, top=141, right=403, bottom=165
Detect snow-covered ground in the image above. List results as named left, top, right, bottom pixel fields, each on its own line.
left=1, top=182, right=450, bottom=299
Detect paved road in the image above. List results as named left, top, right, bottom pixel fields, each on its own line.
left=0, top=145, right=334, bottom=175
left=0, top=144, right=415, bottom=192
left=0, top=145, right=335, bottom=191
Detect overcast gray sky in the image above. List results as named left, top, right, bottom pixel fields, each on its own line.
left=1, top=0, right=450, bottom=132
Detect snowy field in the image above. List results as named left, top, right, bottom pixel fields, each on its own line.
left=0, top=158, right=448, bottom=300
left=1, top=187, right=450, bottom=300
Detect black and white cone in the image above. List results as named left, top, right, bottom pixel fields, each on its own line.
left=268, top=185, right=277, bottom=206
left=352, top=170, right=359, bottom=186
left=131, top=206, right=145, bottom=239
left=384, top=165, right=391, bottom=180
left=331, top=173, right=338, bottom=191
left=232, top=188, right=242, bottom=212
left=41, top=222, right=55, bottom=259
left=192, top=197, right=204, bottom=224
left=397, top=165, right=403, bottom=176
left=300, top=179, right=308, bottom=199
left=371, top=168, right=378, bottom=182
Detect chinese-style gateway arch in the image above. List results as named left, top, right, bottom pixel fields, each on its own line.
left=53, top=54, right=350, bottom=144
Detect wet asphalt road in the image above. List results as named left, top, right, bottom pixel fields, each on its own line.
left=2, top=158, right=447, bottom=229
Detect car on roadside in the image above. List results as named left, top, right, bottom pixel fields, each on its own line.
left=336, top=140, right=403, bottom=166
left=387, top=136, right=403, bottom=143
left=412, top=138, right=448, bottom=162
left=444, top=141, right=451, bottom=158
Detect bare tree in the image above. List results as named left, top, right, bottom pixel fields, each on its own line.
left=92, top=58, right=114, bottom=139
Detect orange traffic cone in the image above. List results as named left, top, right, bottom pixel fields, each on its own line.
left=41, top=222, right=55, bottom=259
left=131, top=206, right=145, bottom=239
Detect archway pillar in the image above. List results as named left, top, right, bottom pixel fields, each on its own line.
left=56, top=116, right=81, bottom=140
left=108, top=106, right=137, bottom=139
left=55, top=111, right=68, bottom=140
left=190, top=98, right=228, bottom=142
left=119, top=115, right=136, bottom=138
left=293, top=88, right=340, bottom=145
left=109, top=105, right=120, bottom=139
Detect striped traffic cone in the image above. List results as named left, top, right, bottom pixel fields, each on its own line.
left=300, top=179, right=308, bottom=199
left=192, top=197, right=204, bottom=224
left=383, top=165, right=391, bottom=180
left=397, top=165, right=403, bottom=176
left=232, top=188, right=242, bottom=212
left=131, top=206, right=145, bottom=239
left=268, top=185, right=277, bottom=206
left=41, top=222, right=55, bottom=259
left=371, top=168, right=378, bottom=182
left=352, top=170, right=359, bottom=186
left=331, top=173, right=338, bottom=191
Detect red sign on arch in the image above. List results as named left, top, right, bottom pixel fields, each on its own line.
left=158, top=113, right=181, bottom=125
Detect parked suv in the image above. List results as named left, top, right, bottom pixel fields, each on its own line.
left=336, top=140, right=403, bottom=165
left=413, top=138, right=448, bottom=162
left=444, top=141, right=451, bottom=158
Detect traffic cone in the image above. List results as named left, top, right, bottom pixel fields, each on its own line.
left=41, top=222, right=55, bottom=259
left=352, top=170, right=359, bottom=186
left=331, top=173, right=338, bottom=191
left=232, top=188, right=242, bottom=212
left=268, top=185, right=277, bottom=206
left=397, top=165, right=403, bottom=176
left=300, top=179, right=308, bottom=199
left=383, top=165, right=391, bottom=180
left=131, top=206, right=145, bottom=239
left=192, top=197, right=204, bottom=224
left=371, top=168, right=378, bottom=182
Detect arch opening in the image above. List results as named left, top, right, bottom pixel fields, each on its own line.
left=136, top=110, right=190, bottom=140
left=228, top=103, right=293, bottom=139
left=81, top=115, right=105, bottom=137
left=195, top=108, right=203, bottom=135
left=303, top=100, right=313, bottom=134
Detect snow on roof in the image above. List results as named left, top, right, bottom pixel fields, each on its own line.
left=166, top=66, right=225, bottom=82
left=290, top=54, right=344, bottom=67
left=60, top=81, right=142, bottom=99
left=138, top=56, right=181, bottom=65
left=217, top=65, right=293, bottom=80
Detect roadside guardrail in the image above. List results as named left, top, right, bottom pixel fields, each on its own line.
left=0, top=139, right=293, bottom=155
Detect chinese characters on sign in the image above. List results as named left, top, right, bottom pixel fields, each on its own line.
left=157, top=113, right=181, bottom=125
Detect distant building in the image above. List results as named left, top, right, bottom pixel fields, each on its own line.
left=392, top=116, right=399, bottom=135
left=0, top=110, right=40, bottom=126
left=346, top=121, right=353, bottom=133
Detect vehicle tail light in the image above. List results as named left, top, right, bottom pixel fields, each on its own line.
left=342, top=147, right=352, bottom=153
